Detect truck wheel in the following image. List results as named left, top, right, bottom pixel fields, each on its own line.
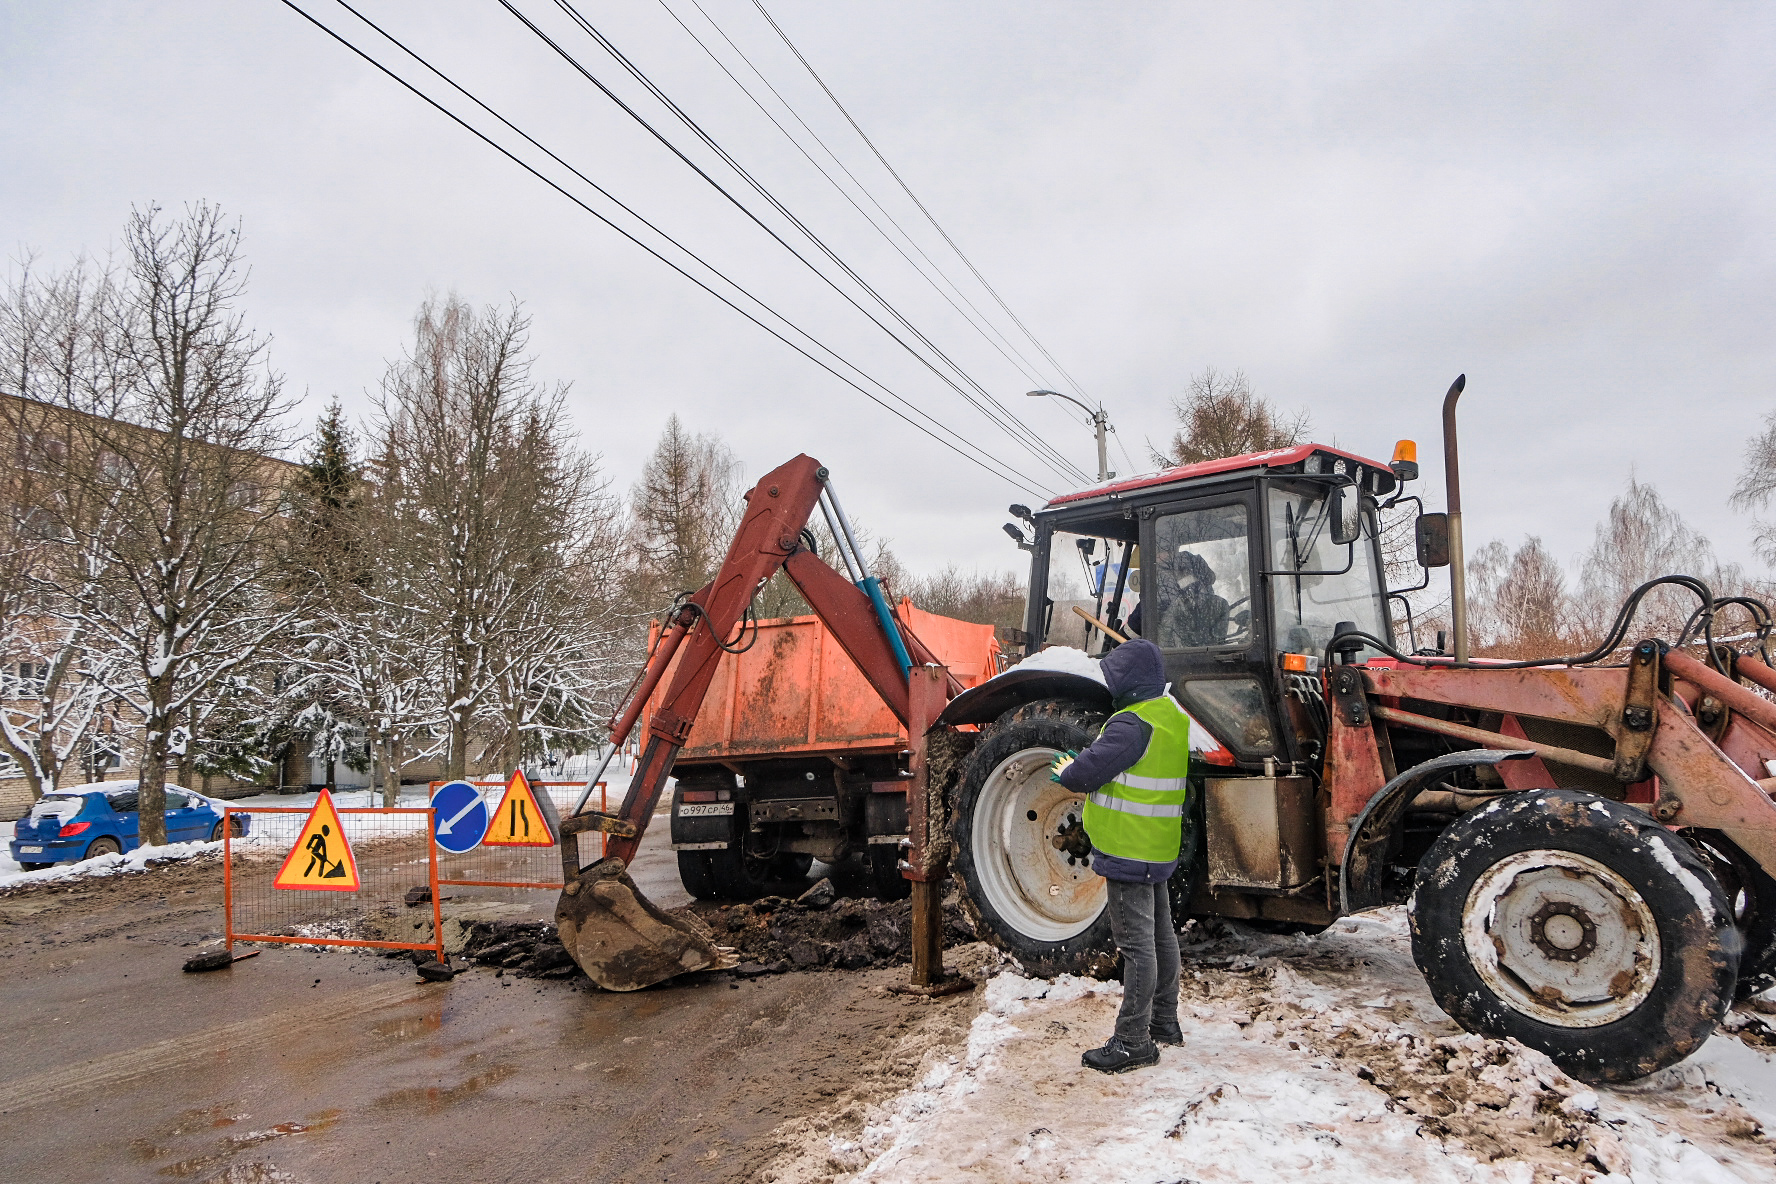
left=707, top=845, right=774, bottom=900
left=1411, top=789, right=1737, bottom=1083
left=677, top=852, right=721, bottom=900
left=950, top=698, right=1115, bottom=978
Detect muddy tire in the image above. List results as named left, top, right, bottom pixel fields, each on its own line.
left=1411, top=789, right=1737, bottom=1083
left=707, top=845, right=774, bottom=901
left=677, top=851, right=722, bottom=900
left=1686, top=830, right=1776, bottom=999
left=85, top=836, right=122, bottom=859
left=950, top=698, right=1115, bottom=978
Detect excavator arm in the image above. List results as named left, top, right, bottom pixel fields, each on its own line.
left=554, top=454, right=953, bottom=990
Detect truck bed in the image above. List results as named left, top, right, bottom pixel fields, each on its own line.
left=649, top=599, right=1001, bottom=762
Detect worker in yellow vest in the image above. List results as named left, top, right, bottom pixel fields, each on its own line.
left=1052, top=638, right=1190, bottom=1073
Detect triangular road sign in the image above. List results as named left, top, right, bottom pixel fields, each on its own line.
left=482, top=770, right=556, bottom=847
left=273, top=789, right=361, bottom=891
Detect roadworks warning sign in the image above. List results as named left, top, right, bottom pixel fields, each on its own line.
left=482, top=770, right=555, bottom=847
left=273, top=789, right=362, bottom=891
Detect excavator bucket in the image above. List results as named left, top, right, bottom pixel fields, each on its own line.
left=555, top=857, right=735, bottom=992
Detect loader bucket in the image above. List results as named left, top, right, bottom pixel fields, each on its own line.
left=555, top=858, right=735, bottom=991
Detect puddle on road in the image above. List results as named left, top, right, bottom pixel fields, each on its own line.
left=153, top=1108, right=341, bottom=1178
left=372, top=1063, right=518, bottom=1113
left=371, top=1010, right=444, bottom=1040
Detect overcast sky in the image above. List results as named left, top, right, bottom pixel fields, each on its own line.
left=4, top=1, right=1773, bottom=583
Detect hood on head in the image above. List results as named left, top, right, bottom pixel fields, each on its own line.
left=1098, top=638, right=1167, bottom=703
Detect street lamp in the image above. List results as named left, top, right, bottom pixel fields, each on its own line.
left=1027, top=390, right=1113, bottom=482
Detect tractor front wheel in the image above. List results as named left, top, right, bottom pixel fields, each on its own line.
left=1411, top=789, right=1737, bottom=1083
left=950, top=698, right=1115, bottom=978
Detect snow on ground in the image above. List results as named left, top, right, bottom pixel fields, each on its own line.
left=766, top=910, right=1776, bottom=1184
left=0, top=837, right=225, bottom=889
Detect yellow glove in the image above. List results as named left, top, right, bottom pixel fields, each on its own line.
left=1049, top=751, right=1077, bottom=783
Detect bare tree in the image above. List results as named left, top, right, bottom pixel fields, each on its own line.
left=1734, top=413, right=1776, bottom=566
left=1154, top=367, right=1310, bottom=466
left=32, top=203, right=295, bottom=844
left=1578, top=475, right=1739, bottom=641
left=1484, top=536, right=1569, bottom=656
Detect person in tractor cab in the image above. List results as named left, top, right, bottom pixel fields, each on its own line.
left=1124, top=549, right=1228, bottom=648
left=1159, top=549, right=1230, bottom=647
left=1050, top=638, right=1190, bottom=1073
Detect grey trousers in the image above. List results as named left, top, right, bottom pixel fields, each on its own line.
left=1105, top=878, right=1181, bottom=1045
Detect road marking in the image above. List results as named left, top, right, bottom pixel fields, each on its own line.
left=0, top=980, right=422, bottom=1112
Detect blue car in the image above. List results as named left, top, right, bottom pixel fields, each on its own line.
left=9, top=781, right=250, bottom=870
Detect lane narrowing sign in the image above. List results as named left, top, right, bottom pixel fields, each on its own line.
left=483, top=769, right=556, bottom=847
left=430, top=780, right=489, bottom=854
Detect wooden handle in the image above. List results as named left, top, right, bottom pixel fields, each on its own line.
left=1071, top=605, right=1128, bottom=644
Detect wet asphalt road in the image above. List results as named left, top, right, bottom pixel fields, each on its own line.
left=0, top=822, right=942, bottom=1183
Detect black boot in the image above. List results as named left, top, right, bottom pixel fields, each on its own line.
left=1150, top=1016, right=1184, bottom=1046
left=1081, top=1035, right=1160, bottom=1074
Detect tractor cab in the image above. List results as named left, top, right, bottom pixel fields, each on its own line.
left=1009, top=444, right=1404, bottom=771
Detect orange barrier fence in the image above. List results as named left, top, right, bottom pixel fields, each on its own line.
left=424, top=781, right=606, bottom=891
left=223, top=805, right=444, bottom=962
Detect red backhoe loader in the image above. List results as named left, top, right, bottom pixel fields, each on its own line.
left=557, top=379, right=1776, bottom=1083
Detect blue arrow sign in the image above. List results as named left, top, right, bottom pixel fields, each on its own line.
left=430, top=780, right=489, bottom=854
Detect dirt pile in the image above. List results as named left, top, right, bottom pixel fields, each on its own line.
left=438, top=879, right=979, bottom=983
left=452, top=918, right=582, bottom=980
left=685, top=881, right=977, bottom=975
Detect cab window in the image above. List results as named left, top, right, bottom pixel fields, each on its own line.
left=1149, top=505, right=1252, bottom=649
left=1267, top=484, right=1387, bottom=657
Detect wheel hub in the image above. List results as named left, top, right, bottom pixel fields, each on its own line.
left=1462, top=848, right=1660, bottom=1028
left=970, top=747, right=1105, bottom=941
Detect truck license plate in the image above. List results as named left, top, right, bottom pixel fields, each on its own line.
left=677, top=803, right=734, bottom=817
left=17, top=846, right=42, bottom=854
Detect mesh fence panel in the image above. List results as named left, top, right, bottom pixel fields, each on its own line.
left=224, top=806, right=442, bottom=957
left=429, top=781, right=604, bottom=892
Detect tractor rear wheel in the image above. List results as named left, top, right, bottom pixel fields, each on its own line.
left=950, top=698, right=1115, bottom=978
left=1411, top=789, right=1737, bottom=1083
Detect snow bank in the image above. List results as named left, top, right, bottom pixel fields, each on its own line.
left=0, top=838, right=221, bottom=889
left=772, top=910, right=1776, bottom=1183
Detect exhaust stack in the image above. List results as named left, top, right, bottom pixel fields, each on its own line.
left=1442, top=374, right=1469, bottom=662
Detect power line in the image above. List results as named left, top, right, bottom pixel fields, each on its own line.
left=281, top=0, right=1052, bottom=498
left=749, top=0, right=1097, bottom=404
left=515, top=0, right=1093, bottom=487
left=661, top=0, right=1064, bottom=396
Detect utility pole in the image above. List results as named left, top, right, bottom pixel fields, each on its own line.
left=1027, top=390, right=1112, bottom=482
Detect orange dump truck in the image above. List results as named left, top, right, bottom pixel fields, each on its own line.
left=660, top=599, right=1000, bottom=901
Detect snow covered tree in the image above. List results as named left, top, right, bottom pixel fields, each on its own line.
left=372, top=295, right=616, bottom=779
left=0, top=257, right=129, bottom=796
left=30, top=203, right=296, bottom=843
